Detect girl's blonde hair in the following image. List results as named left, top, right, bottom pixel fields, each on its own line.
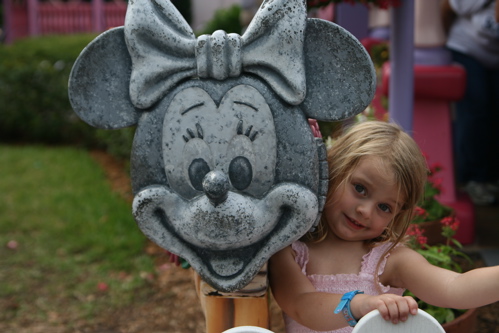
left=304, top=121, right=428, bottom=283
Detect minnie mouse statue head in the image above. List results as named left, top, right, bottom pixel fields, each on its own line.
left=68, top=0, right=375, bottom=292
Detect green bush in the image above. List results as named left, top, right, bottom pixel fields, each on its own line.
left=95, top=127, right=136, bottom=161
left=0, top=3, right=242, bottom=159
left=196, top=4, right=242, bottom=35
left=0, top=34, right=96, bottom=144
left=0, top=34, right=135, bottom=161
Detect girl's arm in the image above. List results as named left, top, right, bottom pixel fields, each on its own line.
left=385, top=246, right=499, bottom=309
left=269, top=246, right=418, bottom=331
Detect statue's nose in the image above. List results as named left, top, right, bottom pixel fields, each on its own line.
left=202, top=170, right=229, bottom=206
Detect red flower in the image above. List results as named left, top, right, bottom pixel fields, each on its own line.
left=440, top=216, right=453, bottom=226
left=428, top=177, right=443, bottom=192
left=429, top=162, right=444, bottom=175
left=97, top=282, right=109, bottom=292
left=414, top=206, right=427, bottom=217
left=441, top=216, right=460, bottom=231
left=407, top=224, right=421, bottom=236
left=406, top=224, right=427, bottom=246
left=417, top=235, right=428, bottom=246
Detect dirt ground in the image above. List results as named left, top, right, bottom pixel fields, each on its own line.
left=76, top=242, right=287, bottom=333
left=86, top=151, right=499, bottom=333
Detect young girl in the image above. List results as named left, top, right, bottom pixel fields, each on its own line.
left=269, top=121, right=499, bottom=332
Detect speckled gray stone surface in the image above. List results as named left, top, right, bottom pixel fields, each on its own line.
left=68, top=0, right=375, bottom=292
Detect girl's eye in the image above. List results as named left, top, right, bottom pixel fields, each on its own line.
left=378, top=203, right=391, bottom=213
left=354, top=184, right=366, bottom=195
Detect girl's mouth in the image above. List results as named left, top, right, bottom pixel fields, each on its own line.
left=346, top=216, right=366, bottom=230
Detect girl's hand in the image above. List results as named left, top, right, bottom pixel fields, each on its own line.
left=351, top=294, right=418, bottom=324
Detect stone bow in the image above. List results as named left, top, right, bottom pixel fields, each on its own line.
left=124, top=0, right=307, bottom=109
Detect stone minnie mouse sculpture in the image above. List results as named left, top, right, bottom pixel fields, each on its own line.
left=68, top=0, right=375, bottom=292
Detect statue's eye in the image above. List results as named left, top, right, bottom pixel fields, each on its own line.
left=229, top=156, right=253, bottom=191
left=188, top=158, right=211, bottom=191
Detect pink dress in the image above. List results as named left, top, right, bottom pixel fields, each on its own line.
left=283, top=241, right=405, bottom=333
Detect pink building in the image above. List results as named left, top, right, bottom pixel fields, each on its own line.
left=2, top=0, right=240, bottom=44
left=2, top=0, right=128, bottom=43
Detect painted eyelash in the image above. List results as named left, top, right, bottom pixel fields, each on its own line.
left=183, top=123, right=204, bottom=142
left=181, top=102, right=204, bottom=115
left=236, top=120, right=258, bottom=142
left=234, top=101, right=258, bottom=111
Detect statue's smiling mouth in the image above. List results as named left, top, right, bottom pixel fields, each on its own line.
left=157, top=205, right=293, bottom=278
left=132, top=183, right=318, bottom=291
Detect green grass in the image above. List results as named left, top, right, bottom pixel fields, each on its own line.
left=0, top=145, right=155, bottom=325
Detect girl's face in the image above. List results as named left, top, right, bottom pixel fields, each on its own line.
left=325, top=156, right=404, bottom=243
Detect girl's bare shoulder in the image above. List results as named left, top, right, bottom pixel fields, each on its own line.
left=387, top=244, right=422, bottom=264
left=381, top=245, right=422, bottom=282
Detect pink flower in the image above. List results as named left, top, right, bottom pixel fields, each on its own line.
left=166, top=251, right=180, bottom=266
left=308, top=119, right=322, bottom=139
left=97, top=282, right=109, bottom=292
left=6, top=240, right=18, bottom=250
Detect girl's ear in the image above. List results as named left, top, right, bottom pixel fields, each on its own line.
left=302, top=19, right=376, bottom=122
left=68, top=27, right=141, bottom=129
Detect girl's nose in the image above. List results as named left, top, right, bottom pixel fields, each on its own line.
left=356, top=201, right=374, bottom=219
left=202, top=170, right=229, bottom=207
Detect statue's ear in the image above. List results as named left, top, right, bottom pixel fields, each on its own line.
left=302, top=18, right=376, bottom=121
left=68, top=27, right=140, bottom=129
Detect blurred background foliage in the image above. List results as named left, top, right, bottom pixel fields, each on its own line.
left=195, top=4, right=242, bottom=35
left=0, top=2, right=243, bottom=163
